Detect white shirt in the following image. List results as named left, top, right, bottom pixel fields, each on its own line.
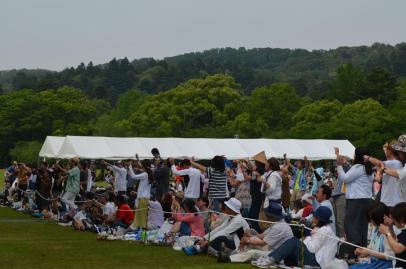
left=381, top=160, right=404, bottom=206
left=128, top=166, right=151, bottom=199
left=337, top=164, right=373, bottom=199
left=396, top=164, right=406, bottom=203
left=108, top=164, right=127, bottom=192
left=103, top=201, right=117, bottom=218
left=171, top=165, right=203, bottom=199
left=303, top=224, right=337, bottom=269
left=290, top=208, right=304, bottom=219
left=29, top=174, right=37, bottom=184
left=204, top=214, right=250, bottom=247
left=309, top=200, right=336, bottom=235
left=261, top=170, right=282, bottom=207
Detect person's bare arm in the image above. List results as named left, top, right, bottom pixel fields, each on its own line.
left=383, top=167, right=400, bottom=179
left=55, top=163, right=67, bottom=174
left=380, top=224, right=406, bottom=254
left=284, top=154, right=293, bottom=168
left=363, top=155, right=384, bottom=167
left=228, top=177, right=240, bottom=187
left=190, top=160, right=206, bottom=173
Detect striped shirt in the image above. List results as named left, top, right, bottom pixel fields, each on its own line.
left=207, top=167, right=228, bottom=199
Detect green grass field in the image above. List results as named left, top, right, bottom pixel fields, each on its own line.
left=0, top=207, right=251, bottom=269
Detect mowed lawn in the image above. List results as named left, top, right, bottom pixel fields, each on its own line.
left=0, top=208, right=251, bottom=269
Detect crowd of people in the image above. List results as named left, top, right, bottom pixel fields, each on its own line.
left=2, top=135, right=406, bottom=269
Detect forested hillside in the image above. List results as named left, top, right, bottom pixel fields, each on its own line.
left=1, top=42, right=405, bottom=164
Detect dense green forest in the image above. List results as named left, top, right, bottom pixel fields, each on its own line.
left=1, top=42, right=406, bottom=164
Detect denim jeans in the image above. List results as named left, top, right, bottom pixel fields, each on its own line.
left=269, top=237, right=319, bottom=267
left=210, top=198, right=224, bottom=213
left=210, top=236, right=236, bottom=251
left=180, top=222, right=191, bottom=236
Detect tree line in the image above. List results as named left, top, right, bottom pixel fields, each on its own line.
left=1, top=42, right=406, bottom=100
left=1, top=43, right=406, bottom=164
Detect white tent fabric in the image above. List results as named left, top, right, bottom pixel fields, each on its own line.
left=38, top=136, right=66, bottom=158
left=40, top=136, right=355, bottom=160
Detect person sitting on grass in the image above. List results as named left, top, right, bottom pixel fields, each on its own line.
left=218, top=203, right=293, bottom=263
left=171, top=198, right=205, bottom=238
left=147, top=194, right=164, bottom=230
left=112, top=195, right=134, bottom=229
left=196, top=196, right=210, bottom=232
left=350, top=202, right=395, bottom=269
left=378, top=202, right=406, bottom=269
left=254, top=206, right=337, bottom=269
left=183, top=197, right=249, bottom=257
left=290, top=194, right=313, bottom=220
left=97, top=192, right=116, bottom=226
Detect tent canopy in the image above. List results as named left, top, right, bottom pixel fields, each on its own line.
left=39, top=136, right=355, bottom=160
left=38, top=136, right=66, bottom=158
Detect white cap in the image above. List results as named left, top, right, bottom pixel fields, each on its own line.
left=224, top=197, right=242, bottom=214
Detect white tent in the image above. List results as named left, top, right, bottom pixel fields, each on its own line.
left=38, top=136, right=66, bottom=158
left=39, top=136, right=355, bottom=160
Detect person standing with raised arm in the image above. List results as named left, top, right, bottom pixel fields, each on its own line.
left=285, top=154, right=308, bottom=209
left=191, top=156, right=229, bottom=212
left=363, top=141, right=404, bottom=206
left=128, top=159, right=153, bottom=230
left=56, top=158, right=80, bottom=210
left=365, top=135, right=406, bottom=204
left=169, top=158, right=204, bottom=200
left=103, top=160, right=127, bottom=195
left=336, top=147, right=373, bottom=256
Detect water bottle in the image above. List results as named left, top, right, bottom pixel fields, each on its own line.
left=141, top=230, right=147, bottom=242
left=174, top=234, right=180, bottom=245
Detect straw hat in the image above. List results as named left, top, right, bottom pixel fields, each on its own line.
left=252, top=151, right=267, bottom=164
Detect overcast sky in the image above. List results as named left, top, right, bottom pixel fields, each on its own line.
left=1, top=0, right=405, bottom=71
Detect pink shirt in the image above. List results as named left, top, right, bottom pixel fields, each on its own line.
left=173, top=212, right=205, bottom=238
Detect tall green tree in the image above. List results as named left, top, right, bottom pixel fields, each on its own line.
left=94, top=89, right=146, bottom=136
left=0, top=87, right=109, bottom=163
left=362, top=67, right=398, bottom=106
left=129, top=74, right=243, bottom=137
left=327, top=99, right=395, bottom=155
left=246, top=83, right=302, bottom=136
left=290, top=99, right=343, bottom=138
left=329, top=63, right=366, bottom=103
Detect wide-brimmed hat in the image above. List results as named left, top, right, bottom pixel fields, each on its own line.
left=313, top=206, right=332, bottom=223
left=264, top=203, right=284, bottom=220
left=391, top=134, right=406, bottom=153
left=224, top=198, right=242, bottom=214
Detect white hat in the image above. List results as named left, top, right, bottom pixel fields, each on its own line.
left=224, top=198, right=241, bottom=214
left=301, top=193, right=313, bottom=205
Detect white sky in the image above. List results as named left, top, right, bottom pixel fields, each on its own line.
left=1, top=0, right=405, bottom=70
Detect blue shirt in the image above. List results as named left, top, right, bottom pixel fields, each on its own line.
left=290, top=166, right=307, bottom=191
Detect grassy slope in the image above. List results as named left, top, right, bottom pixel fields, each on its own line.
left=0, top=208, right=250, bottom=269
